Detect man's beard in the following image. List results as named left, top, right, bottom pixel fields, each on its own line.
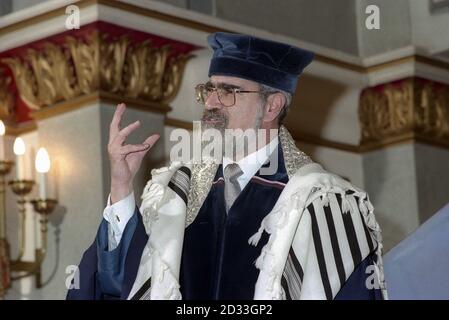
left=200, top=106, right=265, bottom=161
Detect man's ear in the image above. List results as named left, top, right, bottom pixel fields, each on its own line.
left=263, top=93, right=285, bottom=123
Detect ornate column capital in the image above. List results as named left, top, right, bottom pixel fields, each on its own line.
left=0, top=23, right=196, bottom=123
left=359, top=77, right=449, bottom=150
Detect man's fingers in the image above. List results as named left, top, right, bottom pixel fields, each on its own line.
left=120, top=143, right=152, bottom=155
left=117, top=135, right=159, bottom=155
left=114, top=120, right=141, bottom=144
left=143, top=134, right=160, bottom=148
left=109, top=103, right=126, bottom=140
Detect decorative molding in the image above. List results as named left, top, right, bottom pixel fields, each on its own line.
left=359, top=77, right=449, bottom=150
left=293, top=131, right=361, bottom=153
left=165, top=117, right=194, bottom=131
left=1, top=30, right=191, bottom=116
left=31, top=91, right=171, bottom=122
left=4, top=121, right=37, bottom=136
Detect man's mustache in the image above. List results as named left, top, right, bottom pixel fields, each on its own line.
left=201, top=110, right=228, bottom=123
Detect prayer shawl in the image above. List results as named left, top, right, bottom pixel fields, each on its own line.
left=127, top=127, right=388, bottom=300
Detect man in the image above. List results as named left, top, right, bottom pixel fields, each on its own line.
left=67, top=32, right=387, bottom=300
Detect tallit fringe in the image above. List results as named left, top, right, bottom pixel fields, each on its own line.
left=248, top=191, right=307, bottom=248
left=139, top=162, right=185, bottom=300
left=250, top=177, right=387, bottom=300
left=249, top=190, right=309, bottom=300
left=354, top=192, right=388, bottom=299
left=149, top=246, right=182, bottom=300
left=141, top=181, right=165, bottom=235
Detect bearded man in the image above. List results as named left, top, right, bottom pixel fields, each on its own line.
left=67, top=32, right=387, bottom=300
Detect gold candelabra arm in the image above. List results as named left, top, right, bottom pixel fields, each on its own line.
left=31, top=199, right=57, bottom=261
left=1, top=163, right=58, bottom=291
left=30, top=199, right=57, bottom=288
left=8, top=198, right=57, bottom=289
left=8, top=180, right=34, bottom=263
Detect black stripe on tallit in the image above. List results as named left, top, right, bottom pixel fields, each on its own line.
left=336, top=195, right=362, bottom=267
left=282, top=250, right=303, bottom=300
left=168, top=166, right=191, bottom=205
left=323, top=195, right=346, bottom=287
left=289, top=247, right=304, bottom=281
left=178, top=166, right=191, bottom=179
left=130, top=277, right=152, bottom=300
left=168, top=181, right=188, bottom=205
left=308, top=202, right=333, bottom=300
left=281, top=275, right=292, bottom=300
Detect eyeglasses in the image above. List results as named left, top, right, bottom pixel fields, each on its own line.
left=195, top=83, right=264, bottom=107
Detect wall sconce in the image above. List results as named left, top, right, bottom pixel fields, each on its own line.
left=0, top=121, right=58, bottom=298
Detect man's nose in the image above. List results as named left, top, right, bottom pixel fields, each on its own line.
left=205, top=91, right=223, bottom=110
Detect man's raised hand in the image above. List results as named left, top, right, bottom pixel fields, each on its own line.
left=108, top=103, right=160, bottom=203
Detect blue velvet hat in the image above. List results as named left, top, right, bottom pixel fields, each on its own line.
left=207, top=32, right=314, bottom=94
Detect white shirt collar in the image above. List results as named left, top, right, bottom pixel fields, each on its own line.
left=222, top=136, right=279, bottom=191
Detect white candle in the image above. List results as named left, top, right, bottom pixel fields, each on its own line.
left=0, top=120, right=5, bottom=160
left=35, top=148, right=50, bottom=200
left=13, top=137, right=26, bottom=180
left=39, top=172, right=46, bottom=199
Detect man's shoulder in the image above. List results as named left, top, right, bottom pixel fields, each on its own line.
left=286, top=163, right=375, bottom=229
left=288, top=163, right=367, bottom=197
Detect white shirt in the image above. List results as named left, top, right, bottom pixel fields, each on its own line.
left=103, top=136, right=279, bottom=248
left=103, top=192, right=136, bottom=249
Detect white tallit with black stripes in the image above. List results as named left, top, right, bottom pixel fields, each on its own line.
left=126, top=148, right=387, bottom=300
left=248, top=162, right=387, bottom=299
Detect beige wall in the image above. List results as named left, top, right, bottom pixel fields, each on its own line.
left=5, top=101, right=166, bottom=299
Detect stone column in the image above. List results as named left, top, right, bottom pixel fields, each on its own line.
left=358, top=77, right=449, bottom=251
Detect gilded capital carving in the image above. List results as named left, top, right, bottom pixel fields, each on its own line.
left=359, top=78, right=449, bottom=148
left=66, top=32, right=100, bottom=95
left=415, top=80, right=449, bottom=140
left=1, top=30, right=192, bottom=112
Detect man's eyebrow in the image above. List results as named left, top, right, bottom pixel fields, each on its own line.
left=206, top=81, right=242, bottom=90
